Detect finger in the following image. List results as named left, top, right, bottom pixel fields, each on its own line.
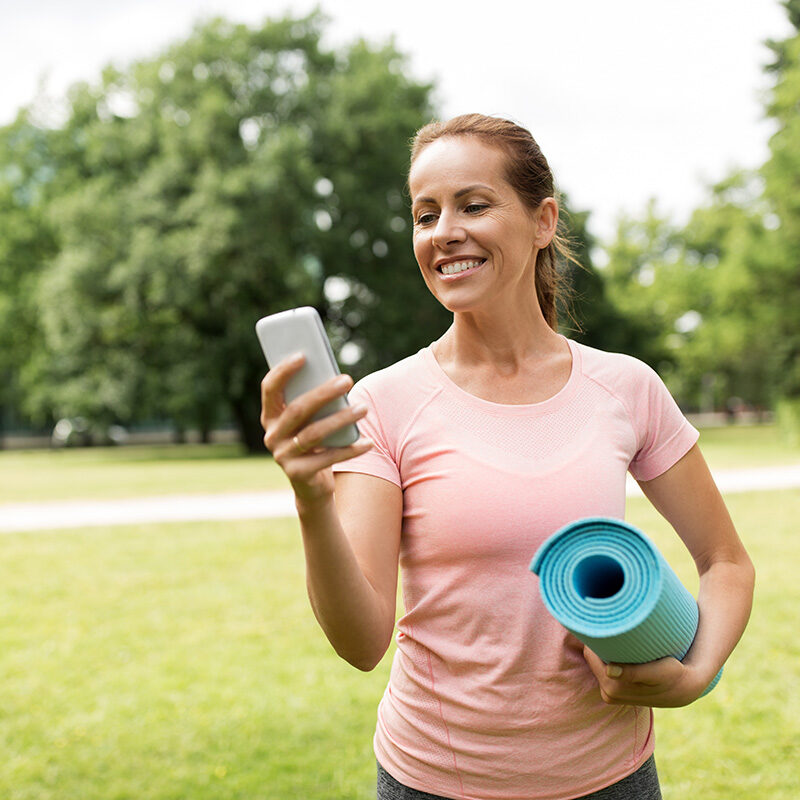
left=271, top=373, right=354, bottom=445
left=262, top=371, right=353, bottom=453
left=291, top=402, right=369, bottom=453
left=285, top=436, right=375, bottom=483
left=585, top=660, right=629, bottom=703
left=583, top=647, right=678, bottom=687
left=582, top=646, right=608, bottom=680
left=599, top=681, right=678, bottom=706
left=582, top=647, right=631, bottom=704
left=260, top=353, right=306, bottom=422
left=617, top=657, right=682, bottom=688
left=276, top=403, right=368, bottom=461
left=595, top=658, right=686, bottom=706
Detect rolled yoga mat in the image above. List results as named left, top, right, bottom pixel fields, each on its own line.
left=529, top=517, right=722, bottom=697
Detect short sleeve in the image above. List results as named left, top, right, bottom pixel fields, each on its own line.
left=628, top=362, right=699, bottom=482
left=332, top=381, right=402, bottom=487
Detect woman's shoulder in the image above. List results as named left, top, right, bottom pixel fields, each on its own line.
left=348, top=348, right=442, bottom=439
left=350, top=347, right=436, bottom=401
left=570, top=338, right=665, bottom=398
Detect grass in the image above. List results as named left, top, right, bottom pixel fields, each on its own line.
left=0, top=444, right=290, bottom=503
left=626, top=490, right=799, bottom=799
left=1, top=423, right=799, bottom=505
left=694, top=424, right=800, bottom=469
left=0, top=518, right=390, bottom=800
left=0, top=427, right=797, bottom=798
left=0, top=493, right=796, bottom=798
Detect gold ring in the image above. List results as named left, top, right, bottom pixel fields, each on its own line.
left=293, top=435, right=305, bottom=454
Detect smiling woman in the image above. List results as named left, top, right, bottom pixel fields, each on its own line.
left=410, top=114, right=577, bottom=330
left=258, top=113, right=755, bottom=800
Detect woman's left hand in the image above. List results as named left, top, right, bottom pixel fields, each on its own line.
left=580, top=444, right=754, bottom=709
left=582, top=646, right=707, bottom=708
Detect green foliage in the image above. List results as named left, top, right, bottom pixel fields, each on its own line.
left=5, top=0, right=799, bottom=437
left=602, top=174, right=783, bottom=411
left=6, top=12, right=439, bottom=450
left=667, top=173, right=777, bottom=410
left=602, top=200, right=682, bottom=371
left=0, top=119, right=58, bottom=434
left=760, top=22, right=800, bottom=404
left=601, top=0, right=800, bottom=414
left=556, top=198, right=642, bottom=355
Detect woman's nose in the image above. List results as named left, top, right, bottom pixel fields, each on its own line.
left=431, top=210, right=466, bottom=248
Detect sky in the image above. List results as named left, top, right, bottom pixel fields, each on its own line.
left=1, top=0, right=794, bottom=243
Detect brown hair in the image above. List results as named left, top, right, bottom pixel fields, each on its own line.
left=410, top=113, right=578, bottom=331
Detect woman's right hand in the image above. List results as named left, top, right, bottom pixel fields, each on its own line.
left=260, top=353, right=373, bottom=505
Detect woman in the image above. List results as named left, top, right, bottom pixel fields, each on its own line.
left=260, top=114, right=755, bottom=800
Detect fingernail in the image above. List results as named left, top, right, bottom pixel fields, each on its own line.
left=607, top=665, right=623, bottom=678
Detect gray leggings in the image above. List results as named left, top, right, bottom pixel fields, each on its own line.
left=376, top=755, right=662, bottom=800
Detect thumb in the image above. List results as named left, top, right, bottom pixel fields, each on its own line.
left=583, top=646, right=624, bottom=679
left=582, top=646, right=609, bottom=677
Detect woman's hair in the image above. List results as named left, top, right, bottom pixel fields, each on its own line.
left=410, top=113, right=578, bottom=331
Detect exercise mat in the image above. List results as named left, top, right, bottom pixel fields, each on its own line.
left=530, top=517, right=722, bottom=697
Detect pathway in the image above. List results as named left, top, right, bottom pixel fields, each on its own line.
left=2, top=463, right=800, bottom=534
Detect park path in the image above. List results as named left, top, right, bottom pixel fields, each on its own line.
left=2, top=463, right=800, bottom=534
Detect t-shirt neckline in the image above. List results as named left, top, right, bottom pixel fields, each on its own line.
left=420, top=335, right=582, bottom=415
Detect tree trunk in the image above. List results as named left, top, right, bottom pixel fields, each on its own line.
left=230, top=390, right=266, bottom=454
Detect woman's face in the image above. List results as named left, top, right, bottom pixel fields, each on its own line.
left=408, top=136, right=556, bottom=314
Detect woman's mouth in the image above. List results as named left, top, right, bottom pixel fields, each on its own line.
left=437, top=259, right=486, bottom=277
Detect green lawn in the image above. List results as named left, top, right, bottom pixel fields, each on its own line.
left=627, top=490, right=799, bottom=799
left=693, top=423, right=800, bottom=468
left=0, top=427, right=797, bottom=798
left=0, top=518, right=389, bottom=800
left=1, top=423, right=799, bottom=504
left=0, top=444, right=290, bottom=503
left=0, top=490, right=797, bottom=798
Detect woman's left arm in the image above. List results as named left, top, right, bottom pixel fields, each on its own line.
left=583, top=443, right=756, bottom=707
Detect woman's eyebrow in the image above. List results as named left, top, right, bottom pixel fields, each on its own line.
left=454, top=183, right=492, bottom=198
left=413, top=184, right=493, bottom=206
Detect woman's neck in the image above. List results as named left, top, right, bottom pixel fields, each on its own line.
left=434, top=307, right=563, bottom=372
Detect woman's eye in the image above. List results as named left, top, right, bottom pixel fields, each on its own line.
left=464, top=203, right=487, bottom=214
left=415, top=213, right=437, bottom=226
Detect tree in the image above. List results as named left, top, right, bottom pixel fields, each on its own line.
left=557, top=198, right=647, bottom=358
left=761, top=0, right=800, bottom=432
left=670, top=172, right=777, bottom=412
left=601, top=200, right=685, bottom=373
left=600, top=173, right=784, bottom=413
left=17, top=12, right=440, bottom=451
left=590, top=0, right=800, bottom=420
left=0, top=118, right=57, bottom=442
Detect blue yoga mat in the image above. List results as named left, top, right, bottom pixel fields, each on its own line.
left=530, top=517, right=722, bottom=697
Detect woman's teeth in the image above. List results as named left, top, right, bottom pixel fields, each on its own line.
left=440, top=260, right=484, bottom=275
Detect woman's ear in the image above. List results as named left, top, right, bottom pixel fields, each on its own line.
left=534, top=198, right=559, bottom=248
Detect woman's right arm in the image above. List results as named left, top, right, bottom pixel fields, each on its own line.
left=260, top=354, right=402, bottom=671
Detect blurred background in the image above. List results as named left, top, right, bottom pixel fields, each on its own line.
left=1, top=0, right=799, bottom=451
left=2, top=5, right=799, bottom=798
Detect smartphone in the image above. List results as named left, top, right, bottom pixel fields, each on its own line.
left=255, top=306, right=360, bottom=448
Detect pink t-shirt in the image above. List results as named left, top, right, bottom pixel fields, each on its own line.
left=333, top=337, right=699, bottom=800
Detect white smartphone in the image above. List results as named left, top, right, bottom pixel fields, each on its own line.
left=255, top=306, right=360, bottom=448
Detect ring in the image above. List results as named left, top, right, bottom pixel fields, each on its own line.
left=293, top=435, right=305, bottom=454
